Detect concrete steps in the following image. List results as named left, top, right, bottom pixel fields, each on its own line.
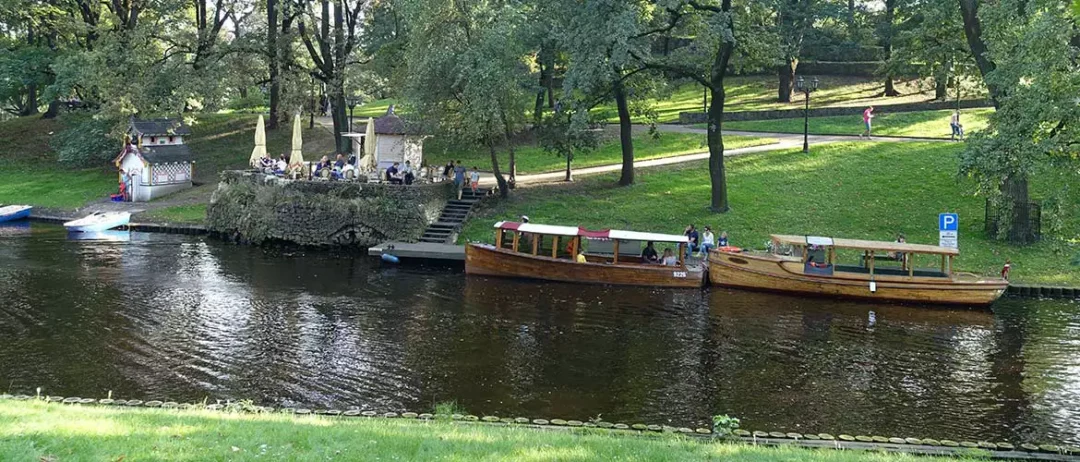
left=418, top=188, right=491, bottom=244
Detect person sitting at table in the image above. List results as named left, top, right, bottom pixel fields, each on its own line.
left=334, top=154, right=346, bottom=170
left=402, top=160, right=415, bottom=185
left=386, top=162, right=403, bottom=184
left=641, top=241, right=659, bottom=263
left=660, top=248, right=678, bottom=266
left=314, top=156, right=332, bottom=178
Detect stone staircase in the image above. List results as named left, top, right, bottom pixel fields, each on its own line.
left=418, top=188, right=490, bottom=244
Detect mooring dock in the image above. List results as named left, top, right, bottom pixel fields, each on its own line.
left=368, top=241, right=465, bottom=261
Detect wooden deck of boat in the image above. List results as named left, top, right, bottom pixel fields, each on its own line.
left=368, top=241, right=465, bottom=261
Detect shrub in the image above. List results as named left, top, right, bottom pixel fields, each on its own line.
left=227, top=89, right=268, bottom=112
left=712, top=414, right=741, bottom=437
left=52, top=113, right=120, bottom=166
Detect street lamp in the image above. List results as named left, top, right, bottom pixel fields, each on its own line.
left=795, top=76, right=819, bottom=153
left=346, top=96, right=361, bottom=133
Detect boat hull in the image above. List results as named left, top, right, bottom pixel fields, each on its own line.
left=0, top=206, right=32, bottom=223
left=63, top=212, right=131, bottom=233
left=708, top=250, right=1007, bottom=306
left=466, top=244, right=705, bottom=288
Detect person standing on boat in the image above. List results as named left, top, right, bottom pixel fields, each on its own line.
left=684, top=225, right=699, bottom=258
left=699, top=227, right=716, bottom=257
left=641, top=241, right=659, bottom=263
left=576, top=250, right=587, bottom=263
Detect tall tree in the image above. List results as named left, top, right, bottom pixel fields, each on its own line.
left=776, top=0, right=812, bottom=103
left=892, top=0, right=972, bottom=101
left=879, top=0, right=901, bottom=96
left=297, top=0, right=368, bottom=153
left=957, top=0, right=1080, bottom=244
left=560, top=0, right=656, bottom=186
left=632, top=0, right=772, bottom=212
left=401, top=0, right=531, bottom=197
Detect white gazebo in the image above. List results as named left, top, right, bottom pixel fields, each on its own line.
left=345, top=105, right=424, bottom=172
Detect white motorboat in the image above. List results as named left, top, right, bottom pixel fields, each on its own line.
left=63, top=212, right=131, bottom=233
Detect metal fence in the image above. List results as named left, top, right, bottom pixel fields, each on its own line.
left=985, top=200, right=1041, bottom=242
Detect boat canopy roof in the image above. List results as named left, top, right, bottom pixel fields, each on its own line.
left=494, top=221, right=689, bottom=243
left=771, top=234, right=959, bottom=256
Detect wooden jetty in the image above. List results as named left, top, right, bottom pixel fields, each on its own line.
left=368, top=241, right=465, bottom=261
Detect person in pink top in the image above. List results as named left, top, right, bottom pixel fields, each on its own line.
left=860, top=106, right=875, bottom=138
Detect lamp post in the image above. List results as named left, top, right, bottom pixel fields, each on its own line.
left=795, top=76, right=819, bottom=153
left=347, top=96, right=360, bottom=133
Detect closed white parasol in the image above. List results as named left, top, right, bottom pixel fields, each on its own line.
left=249, top=115, right=267, bottom=168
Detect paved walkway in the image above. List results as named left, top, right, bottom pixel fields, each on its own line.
left=480, top=126, right=949, bottom=186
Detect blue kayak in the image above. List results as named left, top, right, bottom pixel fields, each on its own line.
left=0, top=205, right=32, bottom=223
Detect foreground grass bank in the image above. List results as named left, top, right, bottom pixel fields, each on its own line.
left=719, top=109, right=994, bottom=139
left=461, top=142, right=1078, bottom=285
left=0, top=400, right=960, bottom=462
left=426, top=132, right=774, bottom=175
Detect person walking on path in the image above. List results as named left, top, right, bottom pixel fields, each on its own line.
left=469, top=166, right=481, bottom=195
left=950, top=110, right=964, bottom=141
left=453, top=161, right=467, bottom=200
left=860, top=106, right=875, bottom=138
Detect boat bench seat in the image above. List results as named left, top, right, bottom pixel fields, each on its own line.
left=835, top=265, right=949, bottom=278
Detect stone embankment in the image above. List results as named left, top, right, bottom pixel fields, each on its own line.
left=206, top=171, right=453, bottom=246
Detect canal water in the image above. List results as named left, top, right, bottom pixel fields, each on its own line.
left=1, top=223, right=1078, bottom=445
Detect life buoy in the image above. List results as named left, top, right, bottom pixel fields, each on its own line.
left=718, top=246, right=742, bottom=253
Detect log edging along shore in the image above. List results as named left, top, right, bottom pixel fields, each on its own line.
left=3, top=394, right=1079, bottom=461
left=28, top=214, right=208, bottom=235
left=23, top=213, right=1080, bottom=298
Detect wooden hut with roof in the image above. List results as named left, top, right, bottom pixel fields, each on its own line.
left=113, top=118, right=195, bottom=202
left=366, top=105, right=425, bottom=171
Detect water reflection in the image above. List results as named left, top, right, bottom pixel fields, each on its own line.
left=0, top=223, right=1078, bottom=445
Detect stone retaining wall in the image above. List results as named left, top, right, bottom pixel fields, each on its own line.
left=679, top=99, right=994, bottom=125
left=206, top=171, right=453, bottom=246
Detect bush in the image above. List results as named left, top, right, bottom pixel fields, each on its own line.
left=52, top=113, right=120, bottom=166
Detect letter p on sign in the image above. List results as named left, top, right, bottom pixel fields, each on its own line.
left=939, top=213, right=958, bottom=232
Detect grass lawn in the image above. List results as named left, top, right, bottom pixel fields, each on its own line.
left=353, top=98, right=397, bottom=118
left=718, top=109, right=994, bottom=139
left=0, top=114, right=336, bottom=211
left=593, top=76, right=988, bottom=123
left=0, top=400, right=965, bottom=462
left=426, top=132, right=776, bottom=175
left=461, top=142, right=1079, bottom=285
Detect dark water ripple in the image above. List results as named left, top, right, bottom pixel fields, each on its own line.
left=1, top=223, right=1079, bottom=444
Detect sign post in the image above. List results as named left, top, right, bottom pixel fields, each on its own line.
left=939, top=213, right=958, bottom=249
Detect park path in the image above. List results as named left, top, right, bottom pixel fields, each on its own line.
left=314, top=116, right=950, bottom=186
left=480, top=125, right=949, bottom=186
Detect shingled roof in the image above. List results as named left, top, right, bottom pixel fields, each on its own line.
left=372, top=105, right=421, bottom=135
left=139, top=144, right=193, bottom=164
left=130, top=118, right=192, bottom=136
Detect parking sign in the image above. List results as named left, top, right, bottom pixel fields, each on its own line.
left=938, top=213, right=958, bottom=248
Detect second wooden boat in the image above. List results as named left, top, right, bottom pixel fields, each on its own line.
left=466, top=221, right=706, bottom=288
left=709, top=234, right=1008, bottom=306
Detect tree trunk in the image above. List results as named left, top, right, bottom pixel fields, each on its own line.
left=20, top=83, right=39, bottom=116
left=706, top=84, right=729, bottom=212
left=1002, top=174, right=1035, bottom=244
left=958, top=0, right=1003, bottom=108
left=614, top=80, right=634, bottom=186
left=534, top=60, right=546, bottom=125
left=882, top=0, right=900, bottom=97
left=331, top=87, right=348, bottom=153
left=706, top=0, right=735, bottom=213
left=498, top=107, right=517, bottom=187
left=267, top=0, right=280, bottom=129
left=847, top=0, right=856, bottom=38
left=934, top=75, right=947, bottom=100
left=777, top=59, right=796, bottom=103
left=565, top=153, right=573, bottom=181
left=487, top=139, right=509, bottom=198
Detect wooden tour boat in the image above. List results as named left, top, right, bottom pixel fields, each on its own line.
left=466, top=221, right=706, bottom=288
left=709, top=234, right=1008, bottom=306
